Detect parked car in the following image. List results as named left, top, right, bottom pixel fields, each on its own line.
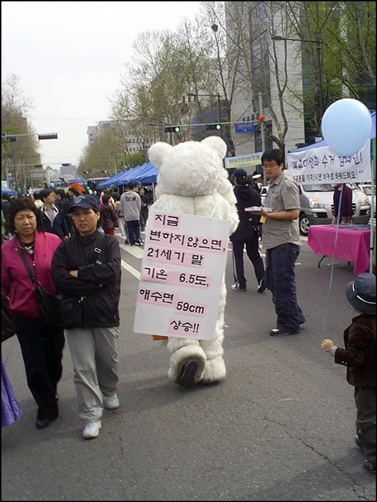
left=298, top=183, right=370, bottom=236
left=260, top=183, right=370, bottom=236
left=357, top=183, right=374, bottom=206
left=357, top=182, right=376, bottom=224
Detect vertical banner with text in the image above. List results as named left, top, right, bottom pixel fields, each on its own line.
left=133, top=209, right=230, bottom=340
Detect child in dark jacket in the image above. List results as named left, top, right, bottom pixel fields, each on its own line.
left=322, top=273, right=376, bottom=474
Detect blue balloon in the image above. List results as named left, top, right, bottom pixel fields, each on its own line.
left=321, top=98, right=372, bottom=156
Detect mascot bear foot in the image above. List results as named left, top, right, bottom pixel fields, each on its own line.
left=202, top=356, right=226, bottom=384
left=168, top=344, right=206, bottom=387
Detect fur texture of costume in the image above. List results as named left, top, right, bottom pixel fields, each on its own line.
left=148, top=137, right=238, bottom=386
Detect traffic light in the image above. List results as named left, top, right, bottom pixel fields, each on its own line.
left=164, top=126, right=180, bottom=133
left=84, top=171, right=89, bottom=174
left=1, top=135, right=16, bottom=142
left=206, top=124, right=222, bottom=130
left=37, top=133, right=58, bottom=140
left=102, top=170, right=107, bottom=174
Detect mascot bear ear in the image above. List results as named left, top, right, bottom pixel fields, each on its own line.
left=148, top=142, right=173, bottom=168
left=201, top=136, right=227, bottom=159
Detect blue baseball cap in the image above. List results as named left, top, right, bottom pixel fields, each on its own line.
left=233, top=168, right=247, bottom=181
left=68, top=194, right=99, bottom=213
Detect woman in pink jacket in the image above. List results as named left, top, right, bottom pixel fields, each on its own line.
left=1, top=197, right=65, bottom=430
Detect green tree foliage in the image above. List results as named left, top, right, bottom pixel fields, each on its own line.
left=286, top=1, right=375, bottom=138
left=78, top=123, right=124, bottom=177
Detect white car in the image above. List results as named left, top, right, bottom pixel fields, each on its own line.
left=260, top=183, right=370, bottom=235
left=298, top=183, right=370, bottom=236
left=357, top=182, right=376, bottom=223
left=357, top=183, right=375, bottom=206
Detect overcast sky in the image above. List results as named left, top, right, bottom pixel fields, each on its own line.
left=1, top=1, right=203, bottom=169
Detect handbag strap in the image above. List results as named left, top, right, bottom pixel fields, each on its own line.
left=16, top=240, right=39, bottom=286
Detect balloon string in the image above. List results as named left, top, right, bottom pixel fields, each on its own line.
left=321, top=188, right=343, bottom=340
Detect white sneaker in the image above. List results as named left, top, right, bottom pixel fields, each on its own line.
left=82, top=421, right=101, bottom=439
left=103, top=393, right=120, bottom=410
left=231, top=283, right=246, bottom=292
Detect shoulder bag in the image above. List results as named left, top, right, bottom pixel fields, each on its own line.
left=18, top=248, right=62, bottom=328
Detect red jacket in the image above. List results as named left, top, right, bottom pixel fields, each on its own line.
left=100, top=203, right=118, bottom=231
left=1, top=231, right=62, bottom=318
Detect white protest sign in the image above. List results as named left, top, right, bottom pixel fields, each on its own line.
left=286, top=141, right=371, bottom=185
left=133, top=209, right=230, bottom=340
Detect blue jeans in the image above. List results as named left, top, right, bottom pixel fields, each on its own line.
left=125, top=220, right=141, bottom=245
left=266, top=243, right=305, bottom=332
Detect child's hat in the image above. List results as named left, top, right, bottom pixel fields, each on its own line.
left=345, top=273, right=376, bottom=315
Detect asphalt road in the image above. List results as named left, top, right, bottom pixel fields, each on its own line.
left=1, top=229, right=376, bottom=501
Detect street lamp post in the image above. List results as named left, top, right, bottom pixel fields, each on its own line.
left=187, top=92, right=222, bottom=125
left=271, top=34, right=324, bottom=125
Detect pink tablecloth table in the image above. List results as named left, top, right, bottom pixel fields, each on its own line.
left=307, top=225, right=372, bottom=275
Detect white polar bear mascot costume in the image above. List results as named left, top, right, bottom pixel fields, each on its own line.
left=148, top=136, right=239, bottom=387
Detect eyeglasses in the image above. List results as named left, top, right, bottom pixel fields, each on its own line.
left=263, top=163, right=278, bottom=169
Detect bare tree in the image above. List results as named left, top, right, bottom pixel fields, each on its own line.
left=2, top=74, right=41, bottom=189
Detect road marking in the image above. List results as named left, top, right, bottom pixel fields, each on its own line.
left=115, top=233, right=143, bottom=278
left=121, top=259, right=140, bottom=280
left=119, top=243, right=144, bottom=258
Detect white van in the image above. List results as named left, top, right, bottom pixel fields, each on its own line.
left=298, top=183, right=370, bottom=236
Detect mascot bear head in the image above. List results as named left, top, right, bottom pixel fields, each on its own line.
left=148, top=136, right=229, bottom=198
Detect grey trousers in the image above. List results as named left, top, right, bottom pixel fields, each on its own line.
left=66, top=326, right=119, bottom=423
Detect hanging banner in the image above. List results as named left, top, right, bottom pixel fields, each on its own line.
left=133, top=209, right=230, bottom=340
left=286, top=141, right=371, bottom=185
left=224, top=152, right=262, bottom=170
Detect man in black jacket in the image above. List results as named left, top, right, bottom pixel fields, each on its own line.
left=230, top=168, right=266, bottom=293
left=40, top=188, right=70, bottom=240
left=52, top=194, right=121, bottom=440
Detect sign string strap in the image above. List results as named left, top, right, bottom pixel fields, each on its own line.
left=321, top=189, right=343, bottom=340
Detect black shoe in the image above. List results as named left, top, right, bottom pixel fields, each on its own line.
left=178, top=360, right=199, bottom=387
left=36, top=415, right=57, bottom=429
left=269, top=328, right=299, bottom=337
left=257, top=278, right=266, bottom=293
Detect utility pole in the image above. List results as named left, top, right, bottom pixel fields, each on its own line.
left=258, top=93, right=267, bottom=185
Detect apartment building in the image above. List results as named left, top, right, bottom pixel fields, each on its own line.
left=87, top=120, right=143, bottom=153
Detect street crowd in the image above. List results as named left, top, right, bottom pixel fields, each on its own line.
left=1, top=149, right=375, bottom=475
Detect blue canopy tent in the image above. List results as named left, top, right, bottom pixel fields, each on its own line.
left=97, top=168, right=132, bottom=189
left=111, top=165, right=144, bottom=187
left=136, top=169, right=158, bottom=185
left=1, top=185, right=18, bottom=196
left=129, top=162, right=158, bottom=184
